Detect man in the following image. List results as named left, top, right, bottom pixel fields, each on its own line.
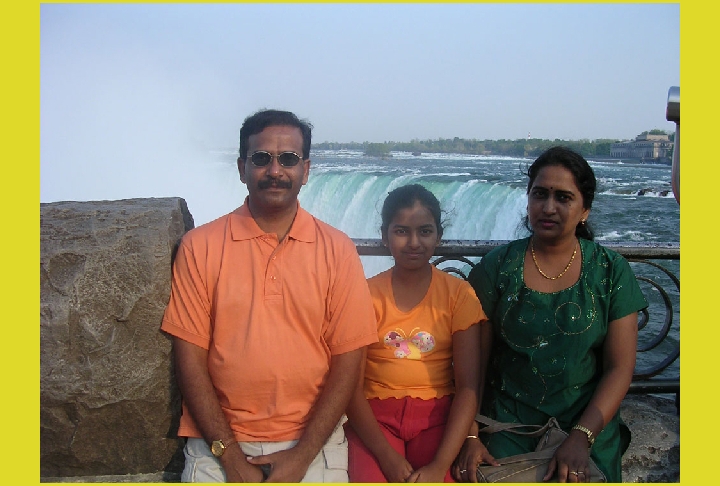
left=161, top=109, right=377, bottom=482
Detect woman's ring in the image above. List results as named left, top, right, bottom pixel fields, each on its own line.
left=569, top=471, right=579, bottom=476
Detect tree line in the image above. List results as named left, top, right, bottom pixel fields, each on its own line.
left=314, top=129, right=674, bottom=159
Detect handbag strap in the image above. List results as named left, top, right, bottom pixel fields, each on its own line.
left=475, top=414, right=561, bottom=438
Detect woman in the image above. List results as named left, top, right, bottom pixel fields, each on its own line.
left=345, top=184, right=491, bottom=483
left=454, top=147, right=647, bottom=483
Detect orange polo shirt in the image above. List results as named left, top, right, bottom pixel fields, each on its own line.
left=161, top=200, right=377, bottom=441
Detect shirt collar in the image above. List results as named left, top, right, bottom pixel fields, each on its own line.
left=229, top=197, right=316, bottom=243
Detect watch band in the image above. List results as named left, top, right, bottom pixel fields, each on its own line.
left=571, top=424, right=595, bottom=448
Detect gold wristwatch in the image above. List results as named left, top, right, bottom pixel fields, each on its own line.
left=571, top=424, right=595, bottom=448
left=210, top=437, right=237, bottom=458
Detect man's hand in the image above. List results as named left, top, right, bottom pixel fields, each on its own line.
left=250, top=349, right=363, bottom=482
left=246, top=445, right=316, bottom=483
left=219, top=445, right=266, bottom=483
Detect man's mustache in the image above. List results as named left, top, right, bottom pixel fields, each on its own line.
left=258, top=178, right=292, bottom=190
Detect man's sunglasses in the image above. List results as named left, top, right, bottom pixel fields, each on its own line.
left=249, top=151, right=304, bottom=167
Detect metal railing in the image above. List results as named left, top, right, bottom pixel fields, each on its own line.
left=354, top=239, right=680, bottom=401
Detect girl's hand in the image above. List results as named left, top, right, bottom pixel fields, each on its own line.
left=377, top=449, right=415, bottom=483
left=452, top=437, right=499, bottom=482
left=406, top=461, right=447, bottom=483
left=543, top=431, right=592, bottom=483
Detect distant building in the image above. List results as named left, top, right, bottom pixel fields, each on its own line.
left=611, top=133, right=673, bottom=159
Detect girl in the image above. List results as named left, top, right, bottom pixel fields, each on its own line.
left=345, top=184, right=490, bottom=483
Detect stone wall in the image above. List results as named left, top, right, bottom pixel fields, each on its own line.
left=40, top=198, right=194, bottom=478
left=40, top=197, right=679, bottom=482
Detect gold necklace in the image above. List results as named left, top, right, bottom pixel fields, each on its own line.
left=531, top=239, right=578, bottom=280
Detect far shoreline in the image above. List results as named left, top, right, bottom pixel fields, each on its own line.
left=309, top=149, right=672, bottom=167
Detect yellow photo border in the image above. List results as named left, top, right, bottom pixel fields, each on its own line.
left=19, top=1, right=695, bottom=483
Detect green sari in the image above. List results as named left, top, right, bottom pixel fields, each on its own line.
left=468, top=237, right=647, bottom=482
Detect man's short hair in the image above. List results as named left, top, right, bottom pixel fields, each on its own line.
left=239, top=109, right=313, bottom=160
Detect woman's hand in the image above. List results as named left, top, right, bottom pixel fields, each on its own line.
left=376, top=449, right=415, bottom=483
left=544, top=311, right=639, bottom=482
left=452, top=437, right=499, bottom=482
left=543, top=431, right=592, bottom=483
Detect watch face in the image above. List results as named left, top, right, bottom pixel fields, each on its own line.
left=211, top=441, right=224, bottom=457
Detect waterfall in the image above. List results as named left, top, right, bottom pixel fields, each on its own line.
left=300, top=171, right=527, bottom=240
left=299, top=171, right=527, bottom=277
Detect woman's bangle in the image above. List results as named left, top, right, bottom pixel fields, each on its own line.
left=466, top=435, right=479, bottom=440
left=571, top=424, right=596, bottom=449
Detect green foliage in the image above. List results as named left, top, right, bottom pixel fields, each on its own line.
left=314, top=131, right=673, bottom=159
left=364, top=142, right=392, bottom=157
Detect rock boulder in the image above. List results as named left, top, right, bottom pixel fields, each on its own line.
left=40, top=198, right=194, bottom=477
left=621, top=394, right=680, bottom=482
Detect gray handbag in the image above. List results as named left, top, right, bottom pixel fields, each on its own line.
left=475, top=414, right=606, bottom=482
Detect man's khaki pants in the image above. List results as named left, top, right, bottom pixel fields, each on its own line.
left=181, top=422, right=348, bottom=483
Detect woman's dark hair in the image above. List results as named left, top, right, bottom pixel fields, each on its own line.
left=525, top=146, right=597, bottom=240
left=381, top=184, right=444, bottom=239
left=239, top=109, right=313, bottom=159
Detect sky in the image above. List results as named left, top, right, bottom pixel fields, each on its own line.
left=40, top=2, right=679, bottom=210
